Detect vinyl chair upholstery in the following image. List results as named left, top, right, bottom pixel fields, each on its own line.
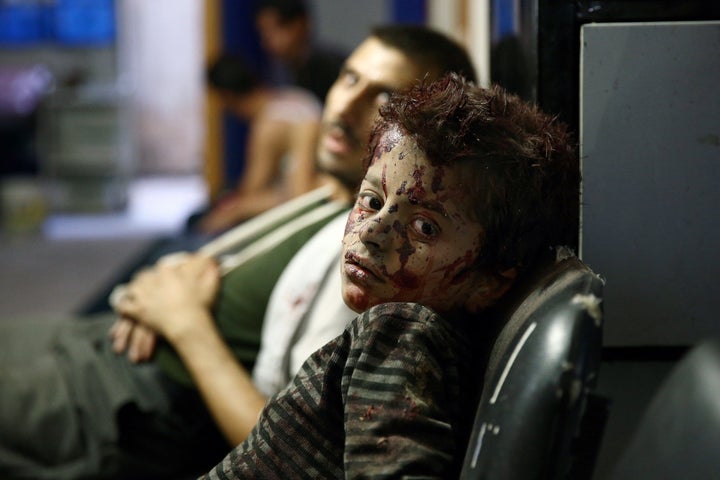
left=607, top=339, right=720, bottom=480
left=460, top=251, right=605, bottom=480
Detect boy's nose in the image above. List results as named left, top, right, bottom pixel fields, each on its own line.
left=358, top=214, right=394, bottom=252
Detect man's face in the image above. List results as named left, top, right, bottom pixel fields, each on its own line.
left=317, top=37, right=425, bottom=188
left=341, top=127, right=486, bottom=314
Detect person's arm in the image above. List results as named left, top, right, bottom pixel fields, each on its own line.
left=342, top=303, right=465, bottom=478
left=199, top=303, right=466, bottom=479
left=198, top=120, right=294, bottom=234
left=197, top=189, right=285, bottom=234
left=286, top=120, right=321, bottom=197
left=237, top=118, right=286, bottom=194
left=109, top=252, right=193, bottom=363
left=115, top=254, right=267, bottom=445
left=159, top=306, right=267, bottom=445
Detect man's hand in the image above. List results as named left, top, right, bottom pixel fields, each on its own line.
left=112, top=252, right=266, bottom=445
left=109, top=316, right=158, bottom=363
left=114, top=254, right=221, bottom=343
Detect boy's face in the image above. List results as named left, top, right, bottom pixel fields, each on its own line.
left=317, top=37, right=425, bottom=189
left=341, top=127, right=487, bottom=314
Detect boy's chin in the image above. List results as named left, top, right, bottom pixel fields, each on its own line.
left=341, top=286, right=375, bottom=314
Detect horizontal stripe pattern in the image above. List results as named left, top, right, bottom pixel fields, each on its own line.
left=202, top=302, right=472, bottom=479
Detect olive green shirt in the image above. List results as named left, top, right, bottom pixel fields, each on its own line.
left=155, top=202, right=349, bottom=387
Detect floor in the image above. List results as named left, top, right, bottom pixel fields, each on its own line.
left=0, top=175, right=207, bottom=319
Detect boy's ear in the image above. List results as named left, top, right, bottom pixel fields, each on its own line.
left=464, top=267, right=517, bottom=314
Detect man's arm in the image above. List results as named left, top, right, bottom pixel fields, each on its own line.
left=160, top=305, right=267, bottom=445
left=115, top=254, right=267, bottom=445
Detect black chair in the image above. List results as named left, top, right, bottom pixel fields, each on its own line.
left=460, top=251, right=606, bottom=480
left=606, top=338, right=720, bottom=480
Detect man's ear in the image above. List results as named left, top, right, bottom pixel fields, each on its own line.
left=464, top=267, right=517, bottom=314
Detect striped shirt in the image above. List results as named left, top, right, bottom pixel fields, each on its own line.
left=202, top=302, right=475, bottom=479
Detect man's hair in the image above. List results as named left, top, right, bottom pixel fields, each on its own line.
left=255, top=0, right=308, bottom=23
left=206, top=54, right=259, bottom=96
left=371, top=25, right=477, bottom=84
left=368, top=73, right=578, bottom=273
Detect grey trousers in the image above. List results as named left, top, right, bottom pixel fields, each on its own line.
left=0, top=314, right=228, bottom=479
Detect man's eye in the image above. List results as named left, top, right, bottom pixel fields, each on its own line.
left=376, top=91, right=391, bottom=105
left=357, top=193, right=382, bottom=211
left=412, top=218, right=440, bottom=238
left=340, top=70, right=359, bottom=86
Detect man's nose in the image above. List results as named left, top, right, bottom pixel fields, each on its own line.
left=337, top=84, right=369, bottom=125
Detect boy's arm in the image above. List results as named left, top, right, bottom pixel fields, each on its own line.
left=342, top=303, right=467, bottom=478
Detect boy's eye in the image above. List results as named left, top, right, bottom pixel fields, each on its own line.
left=357, top=192, right=382, bottom=211
left=412, top=218, right=440, bottom=238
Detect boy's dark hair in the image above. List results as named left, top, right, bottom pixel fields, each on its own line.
left=255, top=0, right=308, bottom=23
left=371, top=25, right=477, bottom=84
left=368, top=73, right=578, bottom=274
left=206, top=54, right=259, bottom=96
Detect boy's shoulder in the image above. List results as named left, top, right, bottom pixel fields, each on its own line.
left=360, top=302, right=440, bottom=324
left=349, top=302, right=469, bottom=354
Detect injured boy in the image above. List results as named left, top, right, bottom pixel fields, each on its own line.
left=198, top=73, right=578, bottom=479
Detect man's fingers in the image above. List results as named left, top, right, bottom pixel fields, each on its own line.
left=111, top=317, right=159, bottom=362
left=109, top=284, right=128, bottom=310
left=113, top=286, right=142, bottom=320
left=128, top=324, right=158, bottom=363
left=110, top=317, right=133, bottom=354
left=157, top=252, right=190, bottom=268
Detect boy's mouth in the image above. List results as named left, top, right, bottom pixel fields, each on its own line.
left=344, top=252, right=383, bottom=283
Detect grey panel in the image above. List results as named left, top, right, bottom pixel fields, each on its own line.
left=580, top=21, right=720, bottom=346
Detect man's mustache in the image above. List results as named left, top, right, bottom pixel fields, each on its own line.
left=324, top=120, right=362, bottom=148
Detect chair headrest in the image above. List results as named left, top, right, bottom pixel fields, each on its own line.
left=486, top=249, right=604, bottom=380
left=461, top=249, right=605, bottom=479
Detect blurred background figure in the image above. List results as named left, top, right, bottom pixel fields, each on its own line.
left=191, top=53, right=324, bottom=234
left=254, top=0, right=346, bottom=103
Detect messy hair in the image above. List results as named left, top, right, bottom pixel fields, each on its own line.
left=367, top=73, right=579, bottom=273
left=255, top=0, right=308, bottom=23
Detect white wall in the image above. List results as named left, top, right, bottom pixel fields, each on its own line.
left=428, top=0, right=490, bottom=87
left=118, top=0, right=204, bottom=174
